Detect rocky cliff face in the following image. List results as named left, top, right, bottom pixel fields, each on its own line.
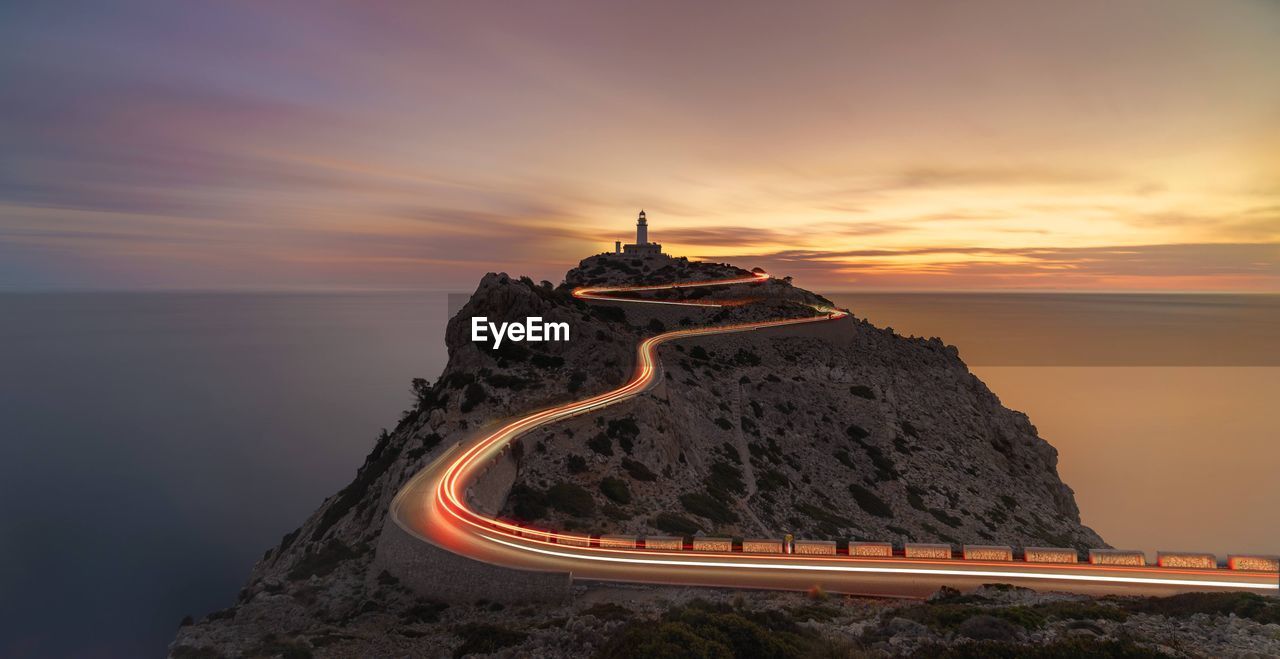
left=223, top=270, right=641, bottom=609
left=172, top=253, right=1103, bottom=655
left=504, top=255, right=1102, bottom=549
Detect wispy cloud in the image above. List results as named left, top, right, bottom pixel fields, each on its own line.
left=699, top=243, right=1280, bottom=291
left=2, top=2, right=1277, bottom=290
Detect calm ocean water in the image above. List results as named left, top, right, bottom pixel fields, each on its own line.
left=0, top=291, right=1275, bottom=657
left=0, top=293, right=449, bottom=658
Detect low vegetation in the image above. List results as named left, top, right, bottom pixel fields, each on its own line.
left=597, top=599, right=853, bottom=659
left=546, top=482, right=595, bottom=517
left=508, top=483, right=548, bottom=521
left=847, top=482, right=893, bottom=518
left=587, top=433, right=613, bottom=456
left=460, top=382, right=487, bottom=412
left=680, top=492, right=739, bottom=524
left=849, top=385, right=876, bottom=400
left=452, top=623, right=527, bottom=658
left=652, top=512, right=701, bottom=535
left=622, top=457, right=658, bottom=481
left=1122, top=591, right=1280, bottom=624
left=287, top=541, right=358, bottom=581
left=599, top=476, right=631, bottom=504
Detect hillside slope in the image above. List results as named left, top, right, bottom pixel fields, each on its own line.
left=171, top=252, right=1103, bottom=656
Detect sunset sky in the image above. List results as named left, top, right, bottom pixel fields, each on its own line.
left=2, top=1, right=1277, bottom=291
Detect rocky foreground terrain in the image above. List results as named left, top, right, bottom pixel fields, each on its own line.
left=174, top=579, right=1280, bottom=658
left=172, top=252, right=1275, bottom=657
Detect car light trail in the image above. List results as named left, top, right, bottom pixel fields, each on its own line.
left=390, top=270, right=1279, bottom=597
left=479, top=535, right=1279, bottom=592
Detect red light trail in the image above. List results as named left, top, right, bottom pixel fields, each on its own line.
left=387, top=271, right=1278, bottom=598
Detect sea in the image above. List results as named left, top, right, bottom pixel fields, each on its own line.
left=0, top=290, right=1275, bottom=657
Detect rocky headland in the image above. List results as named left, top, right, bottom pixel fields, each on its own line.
left=171, top=253, right=1276, bottom=658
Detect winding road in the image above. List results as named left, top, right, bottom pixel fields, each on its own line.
left=388, top=271, right=1278, bottom=598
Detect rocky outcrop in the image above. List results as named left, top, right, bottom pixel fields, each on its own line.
left=506, top=258, right=1103, bottom=549
left=171, top=254, right=1107, bottom=656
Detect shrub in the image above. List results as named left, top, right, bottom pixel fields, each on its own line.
left=848, top=483, right=893, bottom=518
left=411, top=377, right=437, bottom=409
left=607, top=417, right=640, bottom=453
left=446, top=372, right=476, bottom=389
left=607, top=417, right=640, bottom=438
left=690, top=346, right=710, bottom=360
left=452, top=623, right=527, bottom=659
left=546, top=482, right=595, bottom=517
left=652, top=512, right=702, bottom=535
left=707, top=461, right=745, bottom=495
left=509, top=484, right=548, bottom=521
left=591, top=305, right=627, bottom=323
left=845, top=424, right=870, bottom=440
left=929, top=508, right=963, bottom=528
left=1034, top=600, right=1129, bottom=623
left=600, top=477, right=632, bottom=504
left=911, top=638, right=1164, bottom=658
left=714, top=417, right=733, bottom=430
left=247, top=635, right=313, bottom=659
left=849, top=385, right=876, bottom=400
left=403, top=600, right=448, bottom=624
left=599, top=599, right=839, bottom=659
left=288, top=541, right=357, bottom=581
left=733, top=348, right=761, bottom=366
left=530, top=353, right=564, bottom=369
left=587, top=433, right=613, bottom=456
left=460, top=383, right=487, bottom=412
left=602, top=504, right=632, bottom=520
left=1124, top=592, right=1280, bottom=624
left=907, top=486, right=929, bottom=511
left=566, top=454, right=588, bottom=474
left=756, top=469, right=790, bottom=492
left=581, top=602, right=634, bottom=621
left=485, top=373, right=533, bottom=390
left=647, top=318, right=666, bottom=333
left=622, top=458, right=658, bottom=481
left=793, top=503, right=854, bottom=533
left=493, top=341, right=529, bottom=364
left=956, top=614, right=1021, bottom=641
left=680, top=492, right=738, bottom=524
left=896, top=603, right=1046, bottom=632
left=568, top=371, right=587, bottom=393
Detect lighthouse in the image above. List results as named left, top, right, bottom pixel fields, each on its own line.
left=621, top=210, right=663, bottom=256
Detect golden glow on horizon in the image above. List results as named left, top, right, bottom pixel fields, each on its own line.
left=2, top=2, right=1277, bottom=291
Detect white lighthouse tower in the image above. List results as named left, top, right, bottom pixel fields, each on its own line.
left=621, top=210, right=662, bottom=256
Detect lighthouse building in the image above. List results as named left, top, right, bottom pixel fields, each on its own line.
left=618, top=210, right=663, bottom=256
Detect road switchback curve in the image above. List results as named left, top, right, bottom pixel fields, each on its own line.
left=387, top=272, right=1278, bottom=599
